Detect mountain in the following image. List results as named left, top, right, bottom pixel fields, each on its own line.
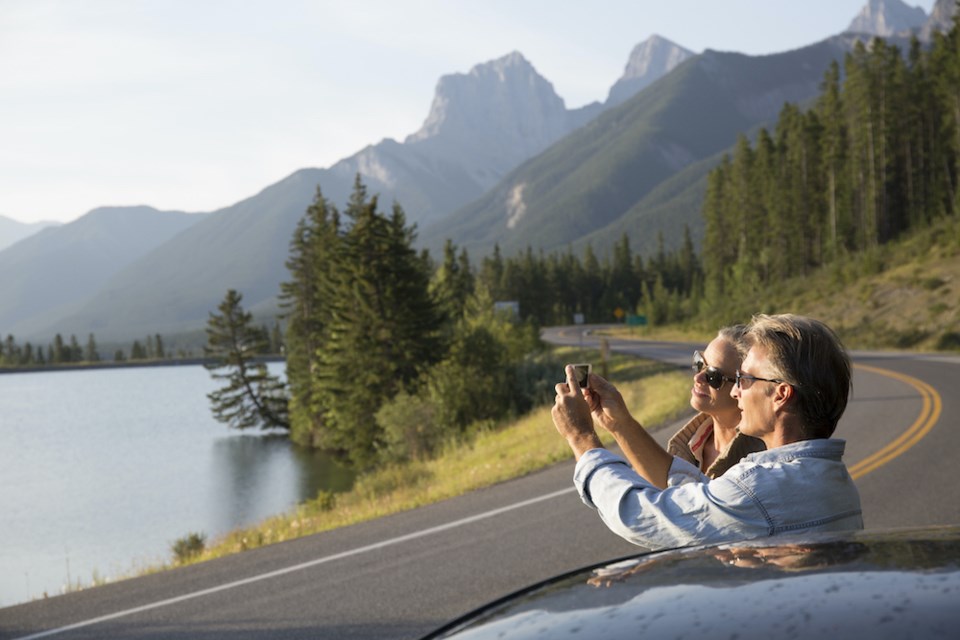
left=418, top=36, right=856, bottom=260
left=921, top=0, right=959, bottom=40
left=290, top=52, right=580, bottom=232
left=288, top=44, right=686, bottom=231
left=27, top=44, right=688, bottom=343
left=847, top=0, right=928, bottom=36
left=0, top=207, right=204, bottom=338
left=34, top=176, right=320, bottom=342
left=606, top=36, right=695, bottom=107
left=26, top=2, right=953, bottom=344
left=0, top=215, right=59, bottom=252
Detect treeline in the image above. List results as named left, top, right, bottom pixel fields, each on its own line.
left=701, top=25, right=960, bottom=315
left=0, top=328, right=285, bottom=368
left=0, top=332, right=170, bottom=367
left=475, top=228, right=702, bottom=327
left=1, top=333, right=103, bottom=367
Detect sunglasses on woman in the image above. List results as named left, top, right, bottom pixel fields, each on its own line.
left=692, top=350, right=737, bottom=390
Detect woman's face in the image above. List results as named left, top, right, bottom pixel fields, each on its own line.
left=690, top=336, right=741, bottom=419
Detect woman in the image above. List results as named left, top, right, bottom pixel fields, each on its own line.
left=666, top=324, right=765, bottom=480
left=581, top=324, right=764, bottom=488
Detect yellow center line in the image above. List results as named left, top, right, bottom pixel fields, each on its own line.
left=847, top=363, right=942, bottom=479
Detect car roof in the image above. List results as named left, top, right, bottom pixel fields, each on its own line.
left=421, top=525, right=960, bottom=639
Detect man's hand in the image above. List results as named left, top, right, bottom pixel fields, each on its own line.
left=552, top=364, right=603, bottom=459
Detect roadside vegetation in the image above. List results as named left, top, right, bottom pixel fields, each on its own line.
left=158, top=347, right=691, bottom=570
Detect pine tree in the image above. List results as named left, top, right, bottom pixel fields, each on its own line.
left=312, top=179, right=444, bottom=465
left=53, top=334, right=66, bottom=363
left=430, top=239, right=475, bottom=322
left=204, top=289, right=289, bottom=431
left=280, top=186, right=341, bottom=446
left=816, top=60, right=851, bottom=258
left=477, top=244, right=506, bottom=301
left=130, top=340, right=146, bottom=360
left=702, top=154, right=732, bottom=298
left=84, top=334, right=100, bottom=362
left=68, top=335, right=82, bottom=362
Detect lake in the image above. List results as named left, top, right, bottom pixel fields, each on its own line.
left=0, top=363, right=354, bottom=608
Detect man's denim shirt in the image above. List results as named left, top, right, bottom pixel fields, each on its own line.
left=574, top=439, right=863, bottom=550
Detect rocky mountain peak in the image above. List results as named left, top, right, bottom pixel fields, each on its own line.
left=405, top=51, right=567, bottom=147
left=921, top=0, right=959, bottom=40
left=846, top=0, right=928, bottom=36
left=606, top=35, right=694, bottom=107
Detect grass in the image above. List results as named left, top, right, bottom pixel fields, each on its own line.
left=151, top=348, right=692, bottom=570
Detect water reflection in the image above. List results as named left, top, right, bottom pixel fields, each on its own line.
left=207, top=434, right=355, bottom=532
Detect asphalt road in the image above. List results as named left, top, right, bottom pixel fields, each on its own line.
left=2, top=326, right=957, bottom=639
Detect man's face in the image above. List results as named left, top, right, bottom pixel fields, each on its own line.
left=731, top=345, right=776, bottom=440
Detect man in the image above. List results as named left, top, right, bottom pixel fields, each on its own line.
left=552, top=314, right=863, bottom=549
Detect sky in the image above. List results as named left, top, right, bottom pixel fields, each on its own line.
left=0, top=0, right=939, bottom=225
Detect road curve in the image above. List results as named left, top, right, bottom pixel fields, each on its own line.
left=1, top=327, right=956, bottom=639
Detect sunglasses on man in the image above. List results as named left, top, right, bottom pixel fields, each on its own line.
left=692, top=350, right=737, bottom=390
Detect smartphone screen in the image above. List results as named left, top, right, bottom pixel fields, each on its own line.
left=572, top=363, right=591, bottom=388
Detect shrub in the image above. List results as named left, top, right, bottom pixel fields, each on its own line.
left=171, top=532, right=206, bottom=565
left=935, top=331, right=960, bottom=351
left=376, top=391, right=444, bottom=463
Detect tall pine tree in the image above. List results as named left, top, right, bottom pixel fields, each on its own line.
left=310, top=178, right=444, bottom=466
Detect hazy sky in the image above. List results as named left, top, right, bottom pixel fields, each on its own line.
left=0, top=0, right=938, bottom=224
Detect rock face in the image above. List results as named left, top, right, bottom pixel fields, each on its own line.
left=319, top=52, right=576, bottom=229
left=324, top=45, right=687, bottom=228
left=921, top=0, right=959, bottom=40
left=405, top=51, right=571, bottom=182
left=847, top=0, right=928, bottom=36
left=606, top=35, right=695, bottom=107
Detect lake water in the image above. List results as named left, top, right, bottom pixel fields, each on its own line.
left=0, top=363, right=354, bottom=608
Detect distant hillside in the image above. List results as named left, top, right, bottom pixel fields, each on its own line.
left=419, top=36, right=856, bottom=260
left=720, top=216, right=960, bottom=352
left=0, top=207, right=204, bottom=338
left=0, top=215, right=58, bottom=252
left=38, top=176, right=317, bottom=342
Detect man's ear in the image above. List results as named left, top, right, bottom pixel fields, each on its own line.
left=772, top=382, right=795, bottom=412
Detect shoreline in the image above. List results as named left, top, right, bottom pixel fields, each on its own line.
left=0, top=356, right=285, bottom=375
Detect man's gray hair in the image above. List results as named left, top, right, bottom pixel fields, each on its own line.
left=744, top=314, right=851, bottom=439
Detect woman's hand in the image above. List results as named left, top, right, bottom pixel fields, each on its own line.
left=583, top=372, right=640, bottom=435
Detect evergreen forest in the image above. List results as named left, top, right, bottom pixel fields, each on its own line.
left=700, top=28, right=960, bottom=322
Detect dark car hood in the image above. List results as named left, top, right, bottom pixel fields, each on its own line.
left=423, top=526, right=960, bottom=639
